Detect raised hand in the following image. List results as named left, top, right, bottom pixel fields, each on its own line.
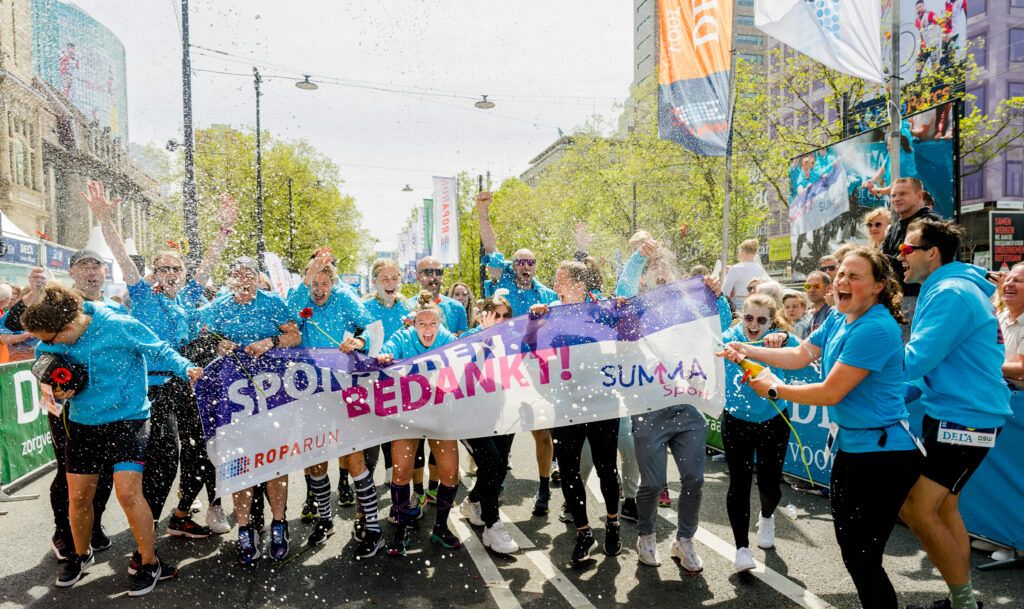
left=638, top=239, right=659, bottom=258
left=80, top=180, right=121, bottom=219
left=475, top=191, right=493, bottom=210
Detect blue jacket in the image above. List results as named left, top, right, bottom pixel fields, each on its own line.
left=288, top=283, right=374, bottom=348
left=905, top=261, right=1011, bottom=428
left=381, top=325, right=457, bottom=359
left=36, top=301, right=194, bottom=425
left=722, top=324, right=798, bottom=423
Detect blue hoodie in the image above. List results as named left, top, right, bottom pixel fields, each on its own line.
left=905, top=261, right=1012, bottom=429
left=381, top=324, right=457, bottom=359
left=288, top=283, right=374, bottom=348
left=36, top=301, right=194, bottom=425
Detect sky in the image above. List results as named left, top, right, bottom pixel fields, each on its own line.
left=67, top=0, right=635, bottom=251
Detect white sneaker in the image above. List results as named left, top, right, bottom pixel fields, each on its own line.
left=671, top=537, right=703, bottom=573
left=757, top=514, right=775, bottom=549
left=636, top=533, right=661, bottom=567
left=734, top=546, right=756, bottom=572
left=481, top=521, right=518, bottom=554
left=206, top=504, right=231, bottom=534
left=459, top=498, right=484, bottom=526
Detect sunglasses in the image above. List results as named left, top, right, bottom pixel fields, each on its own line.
left=494, top=312, right=512, bottom=319
left=898, top=243, right=932, bottom=257
left=514, top=259, right=536, bottom=267
left=419, top=268, right=444, bottom=277
left=743, top=314, right=770, bottom=325
left=820, top=264, right=837, bottom=272
left=156, top=265, right=183, bottom=273
left=39, top=330, right=61, bottom=346
left=803, top=282, right=824, bottom=291
left=865, top=221, right=885, bottom=229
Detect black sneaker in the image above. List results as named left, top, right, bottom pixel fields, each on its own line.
left=604, top=520, right=622, bottom=556
left=90, top=526, right=111, bottom=552
left=51, top=532, right=72, bottom=562
left=387, top=525, right=409, bottom=557
left=168, top=515, right=213, bottom=539
left=128, top=560, right=162, bottom=597
left=571, top=529, right=596, bottom=567
left=301, top=491, right=317, bottom=524
left=56, top=550, right=94, bottom=588
left=620, top=498, right=639, bottom=523
left=355, top=529, right=385, bottom=560
left=307, top=518, right=335, bottom=546
left=338, top=483, right=356, bottom=508
left=430, top=525, right=463, bottom=550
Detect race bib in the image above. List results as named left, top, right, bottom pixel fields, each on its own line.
left=936, top=421, right=998, bottom=449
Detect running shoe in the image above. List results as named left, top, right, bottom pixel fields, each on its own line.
left=734, top=546, right=755, bottom=572
left=636, top=533, right=660, bottom=566
left=430, top=525, right=463, bottom=550
left=757, top=514, right=775, bottom=550
left=128, top=561, right=161, bottom=597
left=550, top=466, right=561, bottom=487
left=658, top=488, right=672, bottom=508
left=301, top=491, right=317, bottom=524
left=558, top=503, right=574, bottom=523
left=56, top=550, right=94, bottom=588
left=168, top=515, right=213, bottom=539
left=90, top=525, right=111, bottom=552
left=424, top=488, right=438, bottom=504
left=269, top=520, right=290, bottom=561
left=237, top=526, right=261, bottom=566
left=307, top=518, right=334, bottom=546
left=459, top=498, right=484, bottom=526
left=206, top=504, right=231, bottom=535
left=338, top=482, right=356, bottom=508
left=672, top=537, right=703, bottom=573
left=355, top=529, right=385, bottom=560
left=51, top=532, right=71, bottom=562
left=387, top=525, right=409, bottom=557
left=482, top=521, right=518, bottom=554
left=532, top=488, right=550, bottom=516
left=619, top=497, right=639, bottom=523
left=570, top=529, right=596, bottom=567
left=604, top=520, right=622, bottom=556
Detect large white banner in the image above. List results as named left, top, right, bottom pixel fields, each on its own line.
left=755, top=0, right=884, bottom=83
left=195, top=280, right=725, bottom=496
left=431, top=176, right=459, bottom=264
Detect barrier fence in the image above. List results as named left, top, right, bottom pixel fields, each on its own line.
left=0, top=360, right=55, bottom=486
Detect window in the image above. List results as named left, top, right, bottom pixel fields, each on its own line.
left=967, top=84, right=987, bottom=114
left=738, top=53, right=763, bottom=65
left=736, top=14, right=755, bottom=26
left=968, top=0, right=986, bottom=17
left=736, top=34, right=764, bottom=46
left=1012, top=0, right=1024, bottom=8
left=1012, top=28, right=1024, bottom=62
left=963, top=165, right=984, bottom=200
left=1010, top=82, right=1024, bottom=99
left=737, top=0, right=753, bottom=6
left=970, top=34, right=987, bottom=68
left=1008, top=150, right=1024, bottom=197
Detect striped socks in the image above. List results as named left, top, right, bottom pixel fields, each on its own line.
left=353, top=471, right=380, bottom=533
left=309, top=473, right=332, bottom=519
left=434, top=483, right=458, bottom=528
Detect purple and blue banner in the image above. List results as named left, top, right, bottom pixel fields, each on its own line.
left=195, top=279, right=726, bottom=495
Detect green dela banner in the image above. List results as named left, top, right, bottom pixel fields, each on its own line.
left=0, top=361, right=55, bottom=485
left=705, top=413, right=723, bottom=452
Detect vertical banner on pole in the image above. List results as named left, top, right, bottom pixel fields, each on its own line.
left=431, top=177, right=459, bottom=264
left=656, top=0, right=733, bottom=156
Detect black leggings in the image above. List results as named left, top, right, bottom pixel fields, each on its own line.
left=173, top=380, right=218, bottom=511
left=462, top=434, right=515, bottom=526
left=722, top=411, right=790, bottom=549
left=552, top=419, right=620, bottom=528
left=141, top=382, right=180, bottom=521
left=831, top=449, right=922, bottom=609
left=48, top=413, right=113, bottom=539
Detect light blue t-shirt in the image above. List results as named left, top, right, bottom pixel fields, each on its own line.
left=723, top=325, right=798, bottom=423
left=35, top=301, right=194, bottom=425
left=403, top=294, right=468, bottom=334
left=199, top=290, right=293, bottom=345
left=381, top=325, right=457, bottom=359
left=288, top=283, right=373, bottom=348
left=128, top=279, right=207, bottom=386
left=364, top=297, right=412, bottom=342
left=809, top=304, right=915, bottom=453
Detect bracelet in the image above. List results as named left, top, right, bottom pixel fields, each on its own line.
left=270, top=335, right=280, bottom=349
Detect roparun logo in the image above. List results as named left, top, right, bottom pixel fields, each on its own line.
left=219, top=455, right=251, bottom=479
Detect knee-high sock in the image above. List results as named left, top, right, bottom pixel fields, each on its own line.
left=309, top=474, right=332, bottom=519
left=353, top=471, right=380, bottom=533
left=434, top=483, right=458, bottom=529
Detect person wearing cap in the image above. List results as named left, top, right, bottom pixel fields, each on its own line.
left=198, top=254, right=301, bottom=565
left=84, top=179, right=238, bottom=540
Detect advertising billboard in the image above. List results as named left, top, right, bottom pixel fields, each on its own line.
left=31, top=0, right=130, bottom=146
left=786, top=101, right=958, bottom=272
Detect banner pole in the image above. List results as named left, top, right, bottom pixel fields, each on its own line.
left=720, top=0, right=739, bottom=280
left=888, top=0, right=902, bottom=184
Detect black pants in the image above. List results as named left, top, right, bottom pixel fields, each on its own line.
left=48, top=413, right=113, bottom=540
left=722, top=411, right=791, bottom=549
left=831, top=449, right=922, bottom=609
left=173, top=380, right=219, bottom=511
left=142, top=382, right=181, bottom=521
left=463, top=434, right=515, bottom=526
left=552, top=419, right=620, bottom=528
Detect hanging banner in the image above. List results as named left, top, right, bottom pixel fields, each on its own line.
left=657, top=0, right=733, bottom=156
left=754, top=0, right=884, bottom=83
left=788, top=161, right=850, bottom=237
left=990, top=211, right=1024, bottom=272
left=430, top=177, right=458, bottom=264
left=195, top=279, right=726, bottom=496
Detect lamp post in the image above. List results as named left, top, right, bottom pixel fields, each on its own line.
left=287, top=177, right=294, bottom=270
left=180, top=0, right=200, bottom=271
left=254, top=66, right=265, bottom=270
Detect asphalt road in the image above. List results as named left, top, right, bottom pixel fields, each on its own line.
left=1, top=439, right=1020, bottom=609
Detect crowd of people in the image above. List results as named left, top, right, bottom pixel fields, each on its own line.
left=5, top=177, right=1011, bottom=609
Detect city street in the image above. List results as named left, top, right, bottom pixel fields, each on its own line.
left=1, top=440, right=1019, bottom=609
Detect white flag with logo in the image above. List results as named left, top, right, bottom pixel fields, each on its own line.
left=431, top=176, right=459, bottom=265
left=755, top=0, right=883, bottom=83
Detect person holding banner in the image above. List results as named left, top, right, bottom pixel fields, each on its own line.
left=530, top=260, right=622, bottom=567
left=198, top=257, right=301, bottom=565
left=720, top=247, right=922, bottom=609
left=896, top=219, right=1011, bottom=609
left=23, top=285, right=203, bottom=596
left=456, top=289, right=519, bottom=554
left=476, top=190, right=560, bottom=516
left=376, top=292, right=463, bottom=556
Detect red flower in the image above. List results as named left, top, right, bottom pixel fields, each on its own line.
left=680, top=224, right=688, bottom=237
left=299, top=307, right=313, bottom=319
left=52, top=367, right=72, bottom=384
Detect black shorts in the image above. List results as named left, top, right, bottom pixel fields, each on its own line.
left=65, top=417, right=150, bottom=475
left=921, top=415, right=999, bottom=495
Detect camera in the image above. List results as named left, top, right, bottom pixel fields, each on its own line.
left=32, top=353, right=88, bottom=395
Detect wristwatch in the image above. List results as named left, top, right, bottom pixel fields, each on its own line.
left=767, top=383, right=780, bottom=400
left=270, top=335, right=280, bottom=349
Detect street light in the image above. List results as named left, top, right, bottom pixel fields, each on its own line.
left=295, top=75, right=318, bottom=91
left=402, top=184, right=414, bottom=192
left=474, top=95, right=495, bottom=109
